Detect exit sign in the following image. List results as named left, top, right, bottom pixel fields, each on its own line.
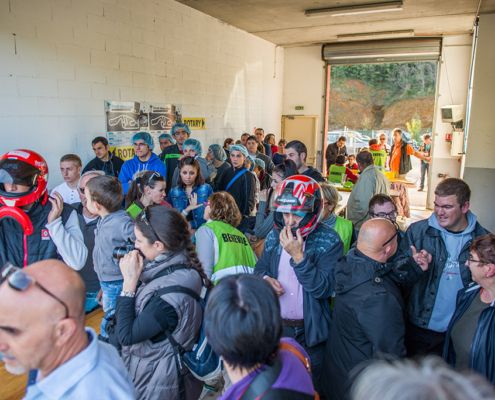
left=295, top=105, right=304, bottom=110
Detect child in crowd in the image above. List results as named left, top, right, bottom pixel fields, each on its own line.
left=85, top=175, right=135, bottom=340
left=347, top=154, right=358, bottom=170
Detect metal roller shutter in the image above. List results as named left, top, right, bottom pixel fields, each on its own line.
left=322, top=37, right=442, bottom=64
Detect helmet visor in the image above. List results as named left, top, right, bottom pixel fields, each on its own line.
left=0, top=159, right=38, bottom=195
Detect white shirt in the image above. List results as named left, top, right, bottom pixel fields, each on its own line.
left=51, top=182, right=80, bottom=204
left=24, top=328, right=135, bottom=400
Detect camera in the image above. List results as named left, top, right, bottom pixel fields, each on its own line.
left=112, top=241, right=135, bottom=261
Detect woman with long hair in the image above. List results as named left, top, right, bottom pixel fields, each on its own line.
left=110, top=206, right=210, bottom=399
left=168, top=156, right=213, bottom=231
left=195, top=191, right=256, bottom=283
left=264, top=133, right=278, bottom=156
left=444, top=233, right=495, bottom=384
left=124, top=170, right=171, bottom=217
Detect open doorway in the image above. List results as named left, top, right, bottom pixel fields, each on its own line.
left=325, top=61, right=437, bottom=221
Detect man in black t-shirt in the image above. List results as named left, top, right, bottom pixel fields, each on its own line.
left=284, top=140, right=325, bottom=182
left=82, top=136, right=124, bottom=177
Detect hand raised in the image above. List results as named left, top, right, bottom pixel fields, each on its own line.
left=411, top=245, right=432, bottom=271
left=47, top=192, right=64, bottom=224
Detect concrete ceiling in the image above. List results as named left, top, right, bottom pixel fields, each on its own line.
left=176, top=0, right=495, bottom=46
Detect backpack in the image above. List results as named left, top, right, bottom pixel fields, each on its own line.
left=152, top=284, right=222, bottom=382
left=148, top=264, right=222, bottom=383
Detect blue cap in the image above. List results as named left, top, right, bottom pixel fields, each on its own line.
left=183, top=138, right=202, bottom=156
left=171, top=123, right=191, bottom=137
left=208, top=144, right=227, bottom=162
left=132, top=131, right=154, bottom=151
left=229, top=144, right=249, bottom=158
left=158, top=133, right=176, bottom=144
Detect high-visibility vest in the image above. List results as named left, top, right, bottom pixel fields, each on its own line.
left=206, top=220, right=257, bottom=283
left=328, top=164, right=346, bottom=184
left=370, top=149, right=387, bottom=171
left=334, top=216, right=353, bottom=254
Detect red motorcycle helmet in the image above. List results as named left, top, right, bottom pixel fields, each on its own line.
left=0, top=149, right=49, bottom=208
left=271, top=174, right=323, bottom=237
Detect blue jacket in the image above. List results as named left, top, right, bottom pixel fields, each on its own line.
left=118, top=153, right=166, bottom=194
left=395, top=216, right=489, bottom=330
left=168, top=184, right=213, bottom=229
left=254, top=223, right=343, bottom=346
left=443, top=284, right=495, bottom=384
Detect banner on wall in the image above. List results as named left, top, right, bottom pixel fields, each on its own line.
left=105, top=101, right=182, bottom=160
left=182, top=117, right=206, bottom=130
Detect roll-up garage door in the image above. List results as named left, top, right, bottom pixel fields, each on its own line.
left=322, top=37, right=442, bottom=64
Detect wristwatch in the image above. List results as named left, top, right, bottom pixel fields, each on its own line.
left=120, top=290, right=136, bottom=298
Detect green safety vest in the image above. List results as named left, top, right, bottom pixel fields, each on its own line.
left=370, top=149, right=387, bottom=171
left=328, top=164, right=346, bottom=184
left=206, top=220, right=257, bottom=283
left=334, top=216, right=353, bottom=254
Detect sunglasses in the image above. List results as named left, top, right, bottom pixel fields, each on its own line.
left=382, top=229, right=398, bottom=247
left=78, top=186, right=86, bottom=194
left=0, top=263, right=69, bottom=318
left=146, top=171, right=160, bottom=186
left=139, top=207, right=161, bottom=242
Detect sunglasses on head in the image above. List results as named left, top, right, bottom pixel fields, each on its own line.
left=139, top=207, right=161, bottom=242
left=0, top=263, right=69, bottom=318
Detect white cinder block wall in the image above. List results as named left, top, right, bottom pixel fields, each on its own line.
left=0, top=0, right=284, bottom=187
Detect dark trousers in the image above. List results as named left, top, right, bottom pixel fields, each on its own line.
left=405, top=321, right=445, bottom=357
left=283, top=324, right=325, bottom=396
left=419, top=162, right=429, bottom=189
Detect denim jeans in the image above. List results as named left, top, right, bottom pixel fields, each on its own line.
left=99, top=280, right=123, bottom=338
left=282, top=325, right=325, bottom=394
left=419, top=162, right=429, bottom=189
left=84, top=291, right=100, bottom=314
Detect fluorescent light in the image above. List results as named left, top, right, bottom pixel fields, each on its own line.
left=305, top=1, right=403, bottom=17
left=330, top=52, right=438, bottom=60
left=337, top=29, right=414, bottom=41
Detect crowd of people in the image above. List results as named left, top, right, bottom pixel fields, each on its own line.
left=0, top=123, right=493, bottom=400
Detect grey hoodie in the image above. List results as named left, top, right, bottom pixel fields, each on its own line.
left=93, top=210, right=135, bottom=282
left=427, top=211, right=477, bottom=332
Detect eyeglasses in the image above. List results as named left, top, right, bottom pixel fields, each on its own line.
left=139, top=207, right=161, bottom=242
left=0, top=263, right=69, bottom=318
left=380, top=138, right=386, bottom=141
left=370, top=211, right=397, bottom=220
left=382, top=229, right=398, bottom=247
left=467, top=256, right=488, bottom=267
left=133, top=142, right=148, bottom=148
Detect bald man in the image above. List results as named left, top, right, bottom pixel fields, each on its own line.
left=0, top=260, right=135, bottom=399
left=323, top=218, right=427, bottom=400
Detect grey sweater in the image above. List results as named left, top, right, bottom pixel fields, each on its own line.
left=93, top=210, right=135, bottom=282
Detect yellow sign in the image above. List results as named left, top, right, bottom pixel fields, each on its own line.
left=183, top=118, right=206, bottom=130
left=110, top=146, right=135, bottom=161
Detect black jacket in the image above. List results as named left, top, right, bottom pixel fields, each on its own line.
left=82, top=154, right=124, bottom=177
left=390, top=141, right=412, bottom=175
left=302, top=167, right=325, bottom=183
left=0, top=200, right=73, bottom=267
left=217, top=166, right=257, bottom=217
left=443, top=284, right=495, bottom=384
left=325, top=143, right=347, bottom=169
left=254, top=223, right=343, bottom=347
left=396, top=218, right=489, bottom=329
left=324, top=248, right=406, bottom=400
